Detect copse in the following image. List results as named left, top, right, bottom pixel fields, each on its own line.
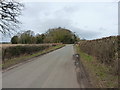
left=36, top=34, right=45, bottom=44
left=11, top=27, right=80, bottom=44
left=11, top=30, right=36, bottom=44
left=11, top=36, right=19, bottom=44
left=44, top=27, right=79, bottom=44
left=19, top=30, right=36, bottom=44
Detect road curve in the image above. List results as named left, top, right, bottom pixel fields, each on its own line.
left=2, top=45, right=80, bottom=88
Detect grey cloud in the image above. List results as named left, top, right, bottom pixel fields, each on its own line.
left=36, top=18, right=72, bottom=33
left=2, top=2, right=118, bottom=42
left=67, top=26, right=102, bottom=39
left=19, top=2, right=117, bottom=40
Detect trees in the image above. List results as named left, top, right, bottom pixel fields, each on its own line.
left=44, top=28, right=79, bottom=44
left=0, top=0, right=23, bottom=34
left=11, top=28, right=80, bottom=44
left=36, top=34, right=45, bottom=44
left=19, top=30, right=36, bottom=44
left=11, top=36, right=19, bottom=44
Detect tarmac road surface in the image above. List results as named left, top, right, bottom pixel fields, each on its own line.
left=2, top=45, right=80, bottom=88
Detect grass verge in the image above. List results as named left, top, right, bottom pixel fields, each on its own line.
left=2, top=44, right=65, bottom=70
left=75, top=44, right=118, bottom=88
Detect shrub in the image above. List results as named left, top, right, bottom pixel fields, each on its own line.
left=79, top=36, right=118, bottom=70
left=2, top=45, right=50, bottom=61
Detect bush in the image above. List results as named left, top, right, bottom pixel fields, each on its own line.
left=79, top=36, right=118, bottom=65
left=2, top=45, right=50, bottom=61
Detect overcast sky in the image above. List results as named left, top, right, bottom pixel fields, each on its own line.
left=2, top=1, right=118, bottom=42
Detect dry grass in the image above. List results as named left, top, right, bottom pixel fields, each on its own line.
left=1, top=43, right=63, bottom=48
left=1, top=44, right=25, bottom=48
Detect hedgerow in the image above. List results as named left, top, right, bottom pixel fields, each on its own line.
left=79, top=36, right=119, bottom=75
left=2, top=45, right=50, bottom=61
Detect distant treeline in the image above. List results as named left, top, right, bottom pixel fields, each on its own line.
left=0, top=42, right=10, bottom=44
left=79, top=36, right=119, bottom=74
left=11, top=27, right=79, bottom=44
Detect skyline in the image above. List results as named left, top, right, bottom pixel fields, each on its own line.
left=2, top=1, right=118, bottom=42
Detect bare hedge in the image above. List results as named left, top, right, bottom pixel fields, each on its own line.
left=2, top=45, right=51, bottom=61
left=79, top=36, right=119, bottom=65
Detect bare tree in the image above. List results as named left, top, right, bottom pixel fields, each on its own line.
left=0, top=0, right=24, bottom=34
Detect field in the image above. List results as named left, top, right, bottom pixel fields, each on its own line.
left=1, top=43, right=62, bottom=48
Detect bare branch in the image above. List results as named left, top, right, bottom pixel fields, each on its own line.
left=0, top=0, right=24, bottom=35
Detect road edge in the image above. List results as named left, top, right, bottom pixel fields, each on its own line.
left=2, top=45, right=65, bottom=73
